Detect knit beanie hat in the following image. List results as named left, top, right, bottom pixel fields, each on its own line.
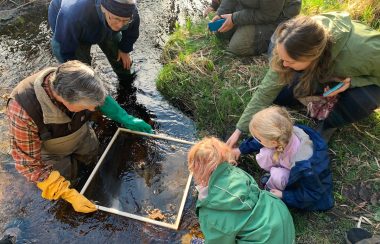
left=101, top=0, right=136, bottom=18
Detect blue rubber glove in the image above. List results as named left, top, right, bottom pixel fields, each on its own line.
left=99, top=95, right=153, bottom=133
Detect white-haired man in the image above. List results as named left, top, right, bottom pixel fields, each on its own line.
left=7, top=61, right=152, bottom=213
left=48, top=0, right=139, bottom=80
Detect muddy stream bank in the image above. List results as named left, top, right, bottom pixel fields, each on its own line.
left=0, top=0, right=207, bottom=242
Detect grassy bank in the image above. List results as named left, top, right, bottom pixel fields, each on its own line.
left=156, top=1, right=380, bottom=243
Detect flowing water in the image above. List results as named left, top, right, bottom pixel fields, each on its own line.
left=0, top=0, right=207, bottom=242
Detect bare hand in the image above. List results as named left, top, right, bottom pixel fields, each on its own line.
left=232, top=148, right=241, bottom=160
left=117, top=50, right=132, bottom=70
left=226, top=129, right=242, bottom=147
left=324, top=77, right=351, bottom=97
left=270, top=189, right=283, bottom=198
left=211, top=14, right=221, bottom=22
left=219, top=14, right=234, bottom=32
left=203, top=6, right=215, bottom=18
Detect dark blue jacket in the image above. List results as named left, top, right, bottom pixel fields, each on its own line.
left=239, top=125, right=334, bottom=211
left=48, top=0, right=140, bottom=62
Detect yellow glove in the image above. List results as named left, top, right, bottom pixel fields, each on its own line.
left=37, top=171, right=97, bottom=213
left=61, top=188, right=97, bottom=213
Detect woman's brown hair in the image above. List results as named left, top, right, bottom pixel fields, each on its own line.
left=271, top=15, right=333, bottom=97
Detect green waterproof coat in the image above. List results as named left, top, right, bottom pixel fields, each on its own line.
left=236, top=12, right=380, bottom=133
left=196, top=162, right=295, bottom=244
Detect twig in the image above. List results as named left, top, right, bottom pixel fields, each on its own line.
left=364, top=178, right=380, bottom=183
left=9, top=0, right=37, bottom=10
left=359, top=142, right=372, bottom=153
left=346, top=215, right=374, bottom=227
left=365, top=131, right=380, bottom=142
left=343, top=143, right=353, bottom=154
left=329, top=148, right=337, bottom=155
left=9, top=0, right=18, bottom=5
left=346, top=197, right=372, bottom=214
left=375, top=157, right=380, bottom=170
left=352, top=123, right=362, bottom=133
left=189, top=59, right=208, bottom=76
left=352, top=124, right=380, bottom=142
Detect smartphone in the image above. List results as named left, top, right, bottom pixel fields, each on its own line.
left=323, top=82, right=344, bottom=97
left=208, top=18, right=226, bottom=32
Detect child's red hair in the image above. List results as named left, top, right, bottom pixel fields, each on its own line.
left=188, top=137, right=236, bottom=186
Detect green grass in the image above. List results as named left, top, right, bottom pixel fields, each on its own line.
left=158, top=19, right=269, bottom=136
left=156, top=2, right=380, bottom=242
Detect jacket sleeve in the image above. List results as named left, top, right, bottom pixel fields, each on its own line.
left=239, top=137, right=262, bottom=154
left=350, top=75, right=380, bottom=88
left=216, top=0, right=238, bottom=15
left=236, top=69, right=284, bottom=133
left=210, top=0, right=221, bottom=10
left=53, top=11, right=82, bottom=61
left=232, top=0, right=285, bottom=26
left=7, top=100, right=52, bottom=182
left=118, top=12, right=140, bottom=53
left=282, top=169, right=326, bottom=209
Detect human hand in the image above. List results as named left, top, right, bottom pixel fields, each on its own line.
left=324, top=77, right=351, bottom=97
left=117, top=50, right=132, bottom=70
left=211, top=14, right=221, bottom=22
left=270, top=189, right=283, bottom=198
left=232, top=148, right=241, bottom=160
left=203, top=6, right=215, bottom=18
left=226, top=129, right=242, bottom=147
left=219, top=14, right=234, bottom=32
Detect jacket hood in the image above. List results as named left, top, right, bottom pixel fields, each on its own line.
left=287, top=125, right=328, bottom=184
left=312, top=12, right=352, bottom=60
left=196, top=163, right=260, bottom=211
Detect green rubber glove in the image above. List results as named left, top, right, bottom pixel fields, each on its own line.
left=99, top=95, right=153, bottom=133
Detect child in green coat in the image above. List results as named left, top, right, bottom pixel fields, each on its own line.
left=188, top=137, right=295, bottom=244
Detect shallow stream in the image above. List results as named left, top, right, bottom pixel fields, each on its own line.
left=0, top=0, right=207, bottom=242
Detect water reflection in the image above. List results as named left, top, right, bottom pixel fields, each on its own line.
left=83, top=132, right=190, bottom=226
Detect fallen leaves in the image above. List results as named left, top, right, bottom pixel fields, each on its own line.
left=147, top=208, right=165, bottom=221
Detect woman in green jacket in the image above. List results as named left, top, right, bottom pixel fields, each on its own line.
left=227, top=12, right=380, bottom=145
left=188, top=137, right=295, bottom=244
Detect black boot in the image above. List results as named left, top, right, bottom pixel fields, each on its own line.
left=320, top=127, right=337, bottom=142
left=316, top=122, right=337, bottom=143
left=345, top=227, right=372, bottom=244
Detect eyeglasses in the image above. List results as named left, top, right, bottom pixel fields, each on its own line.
left=105, top=11, right=133, bottom=26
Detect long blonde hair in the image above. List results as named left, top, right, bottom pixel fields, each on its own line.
left=188, top=137, right=236, bottom=186
left=249, top=106, right=294, bottom=162
left=271, top=15, right=333, bottom=97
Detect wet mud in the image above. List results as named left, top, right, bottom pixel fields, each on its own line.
left=0, top=0, right=207, bottom=242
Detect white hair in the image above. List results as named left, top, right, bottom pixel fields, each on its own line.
left=51, top=61, right=106, bottom=107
